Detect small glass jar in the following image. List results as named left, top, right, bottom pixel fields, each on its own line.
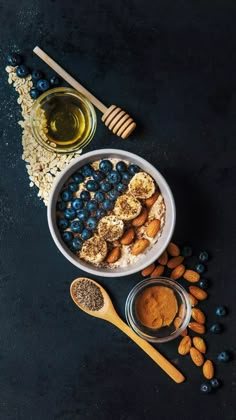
left=125, top=277, right=191, bottom=343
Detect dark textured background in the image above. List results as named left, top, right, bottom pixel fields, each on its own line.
left=0, top=1, right=235, bottom=419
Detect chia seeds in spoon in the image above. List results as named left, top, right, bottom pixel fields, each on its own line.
left=73, top=279, right=104, bottom=311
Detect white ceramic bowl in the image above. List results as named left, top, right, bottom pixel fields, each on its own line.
left=47, top=149, right=176, bottom=277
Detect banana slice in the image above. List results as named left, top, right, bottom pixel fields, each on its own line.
left=80, top=234, right=107, bottom=264
left=128, top=172, right=155, bottom=199
left=113, top=193, right=142, bottom=221
left=98, top=215, right=124, bottom=242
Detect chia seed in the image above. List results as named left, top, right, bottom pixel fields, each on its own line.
left=73, top=279, right=104, bottom=311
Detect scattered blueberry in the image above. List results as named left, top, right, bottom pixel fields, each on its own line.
left=217, top=351, right=230, bottom=362
left=121, top=172, right=132, bottom=185
left=80, top=191, right=91, bottom=202
left=107, top=170, right=121, bottom=184
left=61, top=190, right=72, bottom=202
left=31, top=70, right=44, bottom=82
left=116, top=161, right=127, bottom=172
left=57, top=218, right=69, bottom=230
left=96, top=208, right=107, bottom=219
left=81, top=228, right=93, bottom=240
left=87, top=217, right=98, bottom=230
left=99, top=160, right=113, bottom=174
left=199, top=279, right=209, bottom=290
left=64, top=208, right=76, bottom=220
left=199, top=251, right=209, bottom=262
left=62, top=231, right=73, bottom=242
left=71, top=198, right=83, bottom=210
left=86, top=200, right=98, bottom=212
left=196, top=263, right=206, bottom=274
left=181, top=246, right=193, bottom=257
left=50, top=75, right=60, bottom=86
left=200, top=382, right=212, bottom=394
left=56, top=201, right=66, bottom=211
left=29, top=88, right=40, bottom=100
left=100, top=181, right=112, bottom=192
left=70, top=220, right=84, bottom=233
left=81, top=164, right=94, bottom=177
left=71, top=237, right=83, bottom=251
left=92, top=170, right=105, bottom=182
left=128, top=164, right=140, bottom=175
left=86, top=180, right=99, bottom=192
left=7, top=53, right=22, bottom=66
left=116, top=183, right=127, bottom=193
left=36, top=79, right=50, bottom=92
left=216, top=306, right=227, bottom=317
left=210, top=323, right=223, bottom=334
left=77, top=209, right=90, bottom=222
left=16, top=65, right=30, bottom=78
left=102, top=199, right=114, bottom=210
left=72, top=172, right=84, bottom=184
left=68, top=182, right=78, bottom=192
left=94, top=191, right=105, bottom=203
left=108, top=189, right=120, bottom=201
left=210, top=378, right=221, bottom=389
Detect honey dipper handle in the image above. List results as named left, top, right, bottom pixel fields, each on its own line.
left=33, top=46, right=107, bottom=114
left=110, top=317, right=185, bottom=383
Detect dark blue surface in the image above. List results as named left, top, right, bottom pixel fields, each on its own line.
left=0, top=1, right=235, bottom=419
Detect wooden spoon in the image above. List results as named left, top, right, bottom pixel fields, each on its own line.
left=33, top=46, right=136, bottom=139
left=70, top=277, right=185, bottom=384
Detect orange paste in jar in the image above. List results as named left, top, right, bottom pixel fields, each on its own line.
left=135, top=286, right=178, bottom=329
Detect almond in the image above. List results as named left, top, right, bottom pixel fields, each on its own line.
left=188, top=322, right=205, bottom=334
left=120, top=228, right=135, bottom=245
left=167, top=255, right=184, bottom=269
left=131, top=238, right=150, bottom=256
left=170, top=264, right=185, bottom=280
left=167, top=242, right=180, bottom=257
left=193, top=337, right=207, bottom=354
left=106, top=247, right=121, bottom=263
left=146, top=219, right=161, bottom=238
left=183, top=269, right=200, bottom=283
left=174, top=316, right=183, bottom=329
left=202, top=360, right=214, bottom=379
left=189, top=286, right=208, bottom=301
left=178, top=303, right=185, bottom=319
left=178, top=336, right=192, bottom=355
left=191, top=308, right=206, bottom=324
left=157, top=250, right=168, bottom=265
left=145, top=191, right=159, bottom=208
left=150, top=264, right=165, bottom=277
left=188, top=293, right=198, bottom=307
left=132, top=207, right=148, bottom=227
left=190, top=347, right=204, bottom=366
left=141, top=263, right=156, bottom=277
left=181, top=328, right=188, bottom=337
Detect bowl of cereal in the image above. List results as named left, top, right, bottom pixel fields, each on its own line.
left=47, top=149, right=176, bottom=277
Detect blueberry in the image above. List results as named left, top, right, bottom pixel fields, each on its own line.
left=200, top=382, right=212, bottom=394
left=94, top=191, right=105, bottom=203
left=81, top=228, right=93, bottom=240
left=36, top=79, right=50, bottom=92
left=62, top=231, right=73, bottom=243
left=50, top=75, right=60, bottom=86
left=196, top=263, right=206, bottom=274
left=116, top=183, right=127, bottom=193
left=71, top=198, right=83, bottom=210
left=72, top=172, right=84, bottom=184
left=77, top=209, right=90, bottom=222
left=210, top=378, right=221, bottom=389
left=107, top=170, right=121, bottom=185
left=116, top=161, right=127, bottom=172
left=80, top=190, right=91, bottom=202
left=87, top=217, right=98, bottom=230
left=81, top=164, right=94, bottom=177
left=217, top=351, right=230, bottom=362
left=108, top=189, right=120, bottom=201
left=100, top=182, right=111, bottom=192
left=64, top=208, right=76, bottom=220
left=199, top=279, right=209, bottom=290
left=99, top=160, right=113, bottom=174
left=92, top=170, right=105, bottom=182
left=121, top=172, right=132, bottom=185
left=56, top=201, right=66, bottom=211
left=96, top=208, right=107, bottom=219
left=16, top=65, right=30, bottom=78
left=102, top=199, right=114, bottom=210
left=210, top=323, right=223, bottom=334
left=181, top=246, right=193, bottom=257
left=68, top=182, right=78, bottom=192
left=71, top=237, right=83, bottom=251
left=61, top=190, right=72, bottom=202
left=128, top=164, right=140, bottom=175
left=70, top=220, right=84, bottom=233
left=31, top=70, right=44, bottom=82
left=7, top=53, right=22, bottom=66
left=57, top=218, right=69, bottom=230
left=30, top=88, right=40, bottom=100
left=86, top=180, right=99, bottom=192
left=199, top=251, right=209, bottom=262
left=86, top=200, right=98, bottom=212
left=216, top=306, right=227, bottom=317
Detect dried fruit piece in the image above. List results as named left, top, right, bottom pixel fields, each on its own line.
left=170, top=264, right=185, bottom=280
left=193, top=336, right=207, bottom=354
left=189, top=286, right=208, bottom=301
left=190, top=347, right=204, bottom=366
left=167, top=242, right=180, bottom=256
left=157, top=250, right=168, bottom=265
left=178, top=336, right=192, bottom=355
left=131, top=238, right=150, bottom=256
left=150, top=265, right=165, bottom=277
left=106, top=247, right=121, bottom=263
left=188, top=322, right=205, bottom=334
left=132, top=207, right=148, bottom=227
left=141, top=263, right=155, bottom=277
left=120, top=228, right=135, bottom=245
left=188, top=293, right=198, bottom=307
left=145, top=191, right=159, bottom=208
left=167, top=256, right=184, bottom=269
left=146, top=219, right=161, bottom=238
left=183, top=269, right=200, bottom=283
left=203, top=360, right=214, bottom=380
left=191, top=308, right=206, bottom=324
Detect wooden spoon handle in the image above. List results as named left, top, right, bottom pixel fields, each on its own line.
left=111, top=317, right=185, bottom=383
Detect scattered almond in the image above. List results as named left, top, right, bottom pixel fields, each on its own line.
left=193, top=337, right=207, bottom=354
left=167, top=256, right=184, bottom=269
left=191, top=308, right=206, bottom=324
left=170, top=264, right=185, bottom=280
left=157, top=250, right=168, bottom=265
left=146, top=219, right=161, bottom=238
left=141, top=263, right=156, bottom=277
left=167, top=242, right=180, bottom=257
left=188, top=293, right=198, bottom=307
left=132, top=207, right=148, bottom=227
left=106, top=247, right=121, bottom=263
left=202, top=360, right=214, bottom=379
left=178, top=336, right=192, bottom=355
left=183, top=269, right=200, bottom=283
left=120, top=228, right=135, bottom=245
left=131, top=238, right=150, bottom=256
left=145, top=191, right=159, bottom=208
left=188, top=322, right=206, bottom=334
left=150, top=264, right=165, bottom=277
left=181, top=328, right=188, bottom=337
left=189, top=286, right=208, bottom=301
left=190, top=347, right=204, bottom=366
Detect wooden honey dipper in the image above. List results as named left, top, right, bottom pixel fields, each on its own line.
left=33, top=47, right=136, bottom=139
